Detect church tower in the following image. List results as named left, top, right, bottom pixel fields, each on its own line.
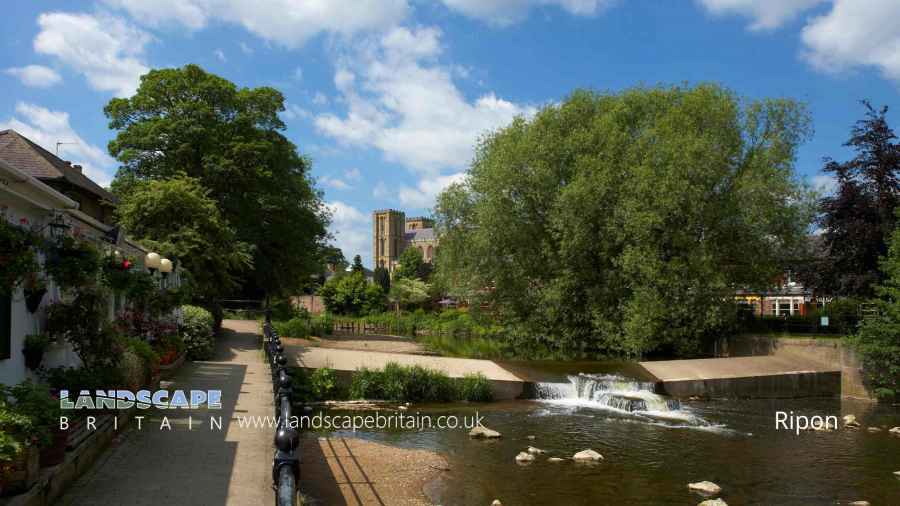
left=373, top=209, right=405, bottom=271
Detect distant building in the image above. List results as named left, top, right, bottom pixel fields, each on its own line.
left=372, top=209, right=438, bottom=272
left=735, top=272, right=813, bottom=317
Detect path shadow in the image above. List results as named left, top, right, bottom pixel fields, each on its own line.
left=299, top=436, right=387, bottom=506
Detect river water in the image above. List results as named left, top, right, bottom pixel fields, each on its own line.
left=323, top=361, right=900, bottom=505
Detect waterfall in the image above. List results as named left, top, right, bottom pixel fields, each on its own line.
left=535, top=373, right=689, bottom=418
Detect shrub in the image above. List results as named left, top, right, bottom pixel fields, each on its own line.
left=42, top=366, right=125, bottom=393
left=273, top=317, right=310, bottom=339
left=309, top=368, right=339, bottom=400
left=347, top=362, right=491, bottom=403
left=457, top=373, right=493, bottom=402
left=181, top=305, right=215, bottom=360
left=0, top=381, right=61, bottom=447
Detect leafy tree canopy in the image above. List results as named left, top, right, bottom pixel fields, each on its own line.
left=388, top=277, right=430, bottom=313
left=318, top=272, right=384, bottom=316
left=394, top=246, right=432, bottom=281
left=115, top=175, right=252, bottom=298
left=804, top=102, right=900, bottom=297
left=435, top=84, right=814, bottom=356
left=852, top=208, right=900, bottom=399
left=105, top=64, right=329, bottom=297
left=351, top=255, right=365, bottom=274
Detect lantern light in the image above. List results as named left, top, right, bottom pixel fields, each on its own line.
left=146, top=252, right=161, bottom=270
left=160, top=258, right=173, bottom=274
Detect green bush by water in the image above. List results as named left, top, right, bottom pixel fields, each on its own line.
left=348, top=362, right=493, bottom=402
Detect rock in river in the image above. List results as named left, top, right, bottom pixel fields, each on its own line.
left=491, top=500, right=502, bottom=506
left=469, top=426, right=501, bottom=439
left=572, top=449, right=603, bottom=461
left=688, top=481, right=722, bottom=496
left=843, top=414, right=860, bottom=428
left=548, top=457, right=565, bottom=463
left=527, top=446, right=545, bottom=454
left=849, top=501, right=870, bottom=506
left=698, top=500, right=727, bottom=506
left=515, top=452, right=535, bottom=463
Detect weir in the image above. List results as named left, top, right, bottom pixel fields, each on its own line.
left=639, top=355, right=842, bottom=399
left=534, top=373, right=707, bottom=426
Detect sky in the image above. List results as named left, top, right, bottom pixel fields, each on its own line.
left=2, top=0, right=900, bottom=268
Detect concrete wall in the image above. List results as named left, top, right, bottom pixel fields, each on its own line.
left=715, top=335, right=875, bottom=401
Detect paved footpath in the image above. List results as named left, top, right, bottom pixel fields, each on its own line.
left=60, top=320, right=275, bottom=506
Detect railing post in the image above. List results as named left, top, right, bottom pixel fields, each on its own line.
left=265, top=308, right=299, bottom=506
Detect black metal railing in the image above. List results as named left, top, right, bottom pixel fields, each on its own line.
left=264, top=311, right=300, bottom=506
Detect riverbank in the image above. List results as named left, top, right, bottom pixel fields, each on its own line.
left=298, top=436, right=448, bottom=505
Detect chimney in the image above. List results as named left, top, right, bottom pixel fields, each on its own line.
left=72, top=164, right=83, bottom=173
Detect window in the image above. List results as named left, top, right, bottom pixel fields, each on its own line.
left=0, top=294, right=10, bottom=360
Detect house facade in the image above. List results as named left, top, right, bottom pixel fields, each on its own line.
left=0, top=131, right=153, bottom=386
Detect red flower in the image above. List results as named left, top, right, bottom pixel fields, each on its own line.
left=122, top=259, right=131, bottom=269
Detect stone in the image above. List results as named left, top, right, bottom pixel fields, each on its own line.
left=866, top=426, right=881, bottom=433
left=572, top=449, right=603, bottom=461
left=688, top=481, right=722, bottom=496
left=526, top=435, right=536, bottom=440
left=491, top=500, right=502, bottom=506
left=398, top=405, right=408, bottom=411
left=698, top=500, right=728, bottom=506
left=849, top=501, right=870, bottom=506
left=843, top=414, right=860, bottom=428
left=889, top=426, right=900, bottom=435
left=303, top=405, right=313, bottom=412
left=547, top=457, right=565, bottom=463
left=894, top=471, right=900, bottom=477
left=469, top=426, right=501, bottom=439
left=527, top=446, right=545, bottom=454
left=515, top=452, right=535, bottom=463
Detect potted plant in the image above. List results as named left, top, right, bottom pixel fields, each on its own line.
left=0, top=219, right=39, bottom=295
left=23, top=273, right=47, bottom=314
left=22, top=335, right=51, bottom=370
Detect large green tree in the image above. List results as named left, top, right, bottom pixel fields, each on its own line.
left=852, top=209, right=900, bottom=399
left=435, top=85, right=814, bottom=356
left=105, top=64, right=329, bottom=297
left=115, top=176, right=252, bottom=299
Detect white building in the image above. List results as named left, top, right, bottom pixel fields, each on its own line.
left=0, top=150, right=150, bottom=386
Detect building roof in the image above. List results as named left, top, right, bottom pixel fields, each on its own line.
left=0, top=129, right=117, bottom=204
left=405, top=227, right=435, bottom=242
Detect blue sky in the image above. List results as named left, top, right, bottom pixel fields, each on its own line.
left=2, top=0, right=899, bottom=268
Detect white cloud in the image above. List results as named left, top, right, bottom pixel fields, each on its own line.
left=325, top=201, right=371, bottom=263
left=102, top=0, right=409, bottom=49
left=34, top=12, right=151, bottom=97
left=398, top=172, right=465, bottom=209
left=214, top=49, right=227, bottom=62
left=316, top=26, right=534, bottom=182
left=4, top=65, right=62, bottom=88
left=320, top=176, right=351, bottom=190
left=344, top=168, right=362, bottom=181
left=312, top=92, right=329, bottom=106
left=282, top=103, right=312, bottom=121
left=373, top=181, right=390, bottom=199
left=239, top=41, right=254, bottom=54
left=696, top=0, right=825, bottom=30
left=441, top=0, right=615, bottom=26
left=0, top=102, right=116, bottom=187
left=811, top=173, right=837, bottom=195
left=801, top=0, right=900, bottom=82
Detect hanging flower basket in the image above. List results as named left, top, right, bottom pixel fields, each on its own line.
left=45, top=237, right=100, bottom=290
left=24, top=288, right=46, bottom=314
left=0, top=220, right=39, bottom=295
